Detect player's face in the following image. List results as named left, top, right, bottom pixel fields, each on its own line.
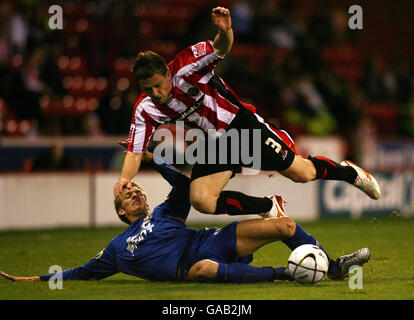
left=139, top=72, right=172, bottom=105
left=120, top=185, right=149, bottom=218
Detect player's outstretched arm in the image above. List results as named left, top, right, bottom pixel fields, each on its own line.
left=152, top=154, right=189, bottom=185
left=114, top=151, right=144, bottom=197
left=117, top=140, right=153, bottom=162
left=212, top=7, right=233, bottom=57
left=0, top=270, right=40, bottom=282
left=117, top=140, right=186, bottom=186
left=2, top=260, right=119, bottom=283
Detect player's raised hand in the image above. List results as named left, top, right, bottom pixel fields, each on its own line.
left=212, top=7, right=232, bottom=32
left=0, top=270, right=40, bottom=282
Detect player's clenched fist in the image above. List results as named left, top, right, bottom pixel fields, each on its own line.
left=211, top=7, right=232, bottom=32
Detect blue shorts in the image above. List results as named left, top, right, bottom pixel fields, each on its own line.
left=178, top=221, right=253, bottom=280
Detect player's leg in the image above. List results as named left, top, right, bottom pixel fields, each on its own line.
left=187, top=259, right=219, bottom=282
left=190, top=167, right=274, bottom=216
left=235, top=201, right=325, bottom=258
left=259, top=124, right=354, bottom=184
left=253, top=111, right=381, bottom=199
left=186, top=219, right=292, bottom=283
left=188, top=258, right=290, bottom=283
left=279, top=154, right=381, bottom=200
left=189, top=114, right=283, bottom=217
left=188, top=217, right=322, bottom=283
left=190, top=170, right=233, bottom=214
left=187, top=258, right=284, bottom=283
left=279, top=154, right=355, bottom=184
left=235, top=217, right=298, bottom=257
left=235, top=216, right=341, bottom=275
left=236, top=200, right=372, bottom=280
left=188, top=205, right=371, bottom=283
left=244, top=111, right=356, bottom=185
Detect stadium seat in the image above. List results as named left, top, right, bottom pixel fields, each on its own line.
left=323, top=45, right=363, bottom=82
left=364, top=102, right=398, bottom=136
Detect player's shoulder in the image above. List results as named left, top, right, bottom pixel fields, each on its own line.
left=188, top=40, right=215, bottom=59
left=132, top=93, right=161, bottom=121
left=133, top=92, right=154, bottom=111
left=110, top=220, right=141, bottom=244
left=109, top=229, right=129, bottom=245
left=168, top=40, right=216, bottom=75
left=151, top=204, right=187, bottom=225
left=104, top=234, right=123, bottom=255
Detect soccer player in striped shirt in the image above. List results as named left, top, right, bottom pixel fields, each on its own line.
left=114, top=7, right=381, bottom=219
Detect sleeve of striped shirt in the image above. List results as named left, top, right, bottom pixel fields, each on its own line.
left=127, top=108, right=158, bottom=154
left=168, top=40, right=224, bottom=77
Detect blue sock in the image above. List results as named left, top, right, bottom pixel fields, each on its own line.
left=282, top=223, right=331, bottom=260
left=274, top=267, right=292, bottom=281
left=216, top=263, right=275, bottom=283
left=282, top=223, right=340, bottom=274
left=328, top=259, right=340, bottom=274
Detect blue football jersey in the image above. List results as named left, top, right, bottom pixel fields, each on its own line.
left=40, top=159, right=197, bottom=282
left=106, top=202, right=196, bottom=281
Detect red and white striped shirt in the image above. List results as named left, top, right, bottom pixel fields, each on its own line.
left=127, top=40, right=255, bottom=154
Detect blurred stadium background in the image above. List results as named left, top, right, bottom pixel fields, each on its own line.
left=1, top=0, right=414, bottom=230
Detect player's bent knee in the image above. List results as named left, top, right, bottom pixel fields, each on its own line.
left=190, top=191, right=217, bottom=214
left=284, top=157, right=316, bottom=183
left=287, top=171, right=314, bottom=183
left=283, top=217, right=297, bottom=238
left=273, top=217, right=296, bottom=238
left=188, top=260, right=219, bottom=282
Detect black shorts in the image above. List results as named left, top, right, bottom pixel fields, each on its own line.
left=190, top=107, right=297, bottom=182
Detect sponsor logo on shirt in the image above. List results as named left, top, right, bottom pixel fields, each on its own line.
left=187, top=87, right=200, bottom=97
left=126, top=216, right=154, bottom=256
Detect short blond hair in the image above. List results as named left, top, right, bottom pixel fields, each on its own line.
left=114, top=181, right=147, bottom=225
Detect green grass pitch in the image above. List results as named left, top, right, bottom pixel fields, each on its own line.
left=0, top=217, right=413, bottom=300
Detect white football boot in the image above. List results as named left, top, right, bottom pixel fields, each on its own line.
left=260, top=195, right=287, bottom=219
left=341, top=160, right=381, bottom=200
left=328, top=247, right=371, bottom=280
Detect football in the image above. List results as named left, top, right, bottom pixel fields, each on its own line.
left=287, top=244, right=329, bottom=284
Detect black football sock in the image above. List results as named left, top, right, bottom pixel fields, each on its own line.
left=214, top=191, right=273, bottom=215
left=308, top=155, right=357, bottom=183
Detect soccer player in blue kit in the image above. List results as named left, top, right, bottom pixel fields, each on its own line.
left=0, top=154, right=370, bottom=283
